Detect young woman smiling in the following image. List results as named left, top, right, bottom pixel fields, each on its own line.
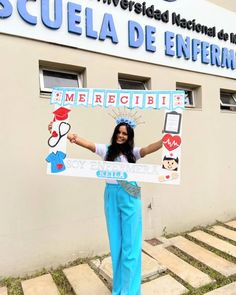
left=65, top=120, right=162, bottom=295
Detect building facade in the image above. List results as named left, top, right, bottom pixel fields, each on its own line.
left=0, top=0, right=236, bottom=276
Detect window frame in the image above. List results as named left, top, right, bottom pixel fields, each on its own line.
left=39, top=68, right=82, bottom=94
left=220, top=92, right=236, bottom=110
left=118, top=78, right=148, bottom=90
left=176, top=86, right=196, bottom=108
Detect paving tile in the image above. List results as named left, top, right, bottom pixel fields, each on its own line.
left=90, top=257, right=112, bottom=284
left=170, top=236, right=236, bottom=277
left=91, top=252, right=166, bottom=284
left=143, top=241, right=213, bottom=288
left=21, top=274, right=60, bottom=295
left=142, top=274, right=188, bottom=295
left=225, top=220, right=236, bottom=229
left=204, top=281, right=236, bottom=295
left=63, top=264, right=110, bottom=295
left=210, top=226, right=236, bottom=242
left=0, top=287, right=7, bottom=295
left=189, top=230, right=236, bottom=258
left=141, top=251, right=166, bottom=281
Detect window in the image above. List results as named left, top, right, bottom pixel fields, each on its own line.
left=176, top=87, right=195, bottom=108
left=39, top=68, right=82, bottom=95
left=220, top=91, right=236, bottom=112
left=118, top=78, right=147, bottom=90
left=176, top=83, right=202, bottom=109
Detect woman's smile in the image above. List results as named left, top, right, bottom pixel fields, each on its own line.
left=116, top=125, right=128, bottom=144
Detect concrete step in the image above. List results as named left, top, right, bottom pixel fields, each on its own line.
left=170, top=236, right=236, bottom=277
left=142, top=241, right=213, bottom=288
left=189, top=230, right=236, bottom=258
left=225, top=220, right=236, bottom=229
left=63, top=264, right=110, bottom=295
left=90, top=251, right=166, bottom=284
left=204, top=281, right=236, bottom=295
left=21, top=274, right=60, bottom=295
left=210, top=226, right=236, bottom=242
left=0, top=287, right=7, bottom=295
left=142, top=274, right=188, bottom=295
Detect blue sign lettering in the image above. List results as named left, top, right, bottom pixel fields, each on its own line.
left=41, top=0, right=62, bottom=29
left=145, top=25, right=156, bottom=52
left=85, top=8, right=98, bottom=39
left=99, top=13, right=118, bottom=44
left=176, top=34, right=190, bottom=59
left=68, top=2, right=82, bottom=35
left=164, top=31, right=236, bottom=69
left=201, top=41, right=210, bottom=64
left=221, top=48, right=236, bottom=69
left=192, top=39, right=201, bottom=61
left=165, top=31, right=175, bottom=56
left=210, top=44, right=221, bottom=67
left=0, top=0, right=13, bottom=18
left=17, top=0, right=37, bottom=25
left=128, top=21, right=144, bottom=48
left=96, top=170, right=128, bottom=179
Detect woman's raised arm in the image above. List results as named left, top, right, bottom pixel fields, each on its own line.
left=67, top=133, right=96, bottom=153
left=140, top=139, right=163, bottom=158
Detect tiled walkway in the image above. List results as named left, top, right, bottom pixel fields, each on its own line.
left=1, top=219, right=236, bottom=295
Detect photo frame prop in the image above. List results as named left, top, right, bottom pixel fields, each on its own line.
left=46, top=88, right=184, bottom=185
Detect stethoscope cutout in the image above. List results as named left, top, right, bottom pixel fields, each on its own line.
left=48, top=122, right=71, bottom=148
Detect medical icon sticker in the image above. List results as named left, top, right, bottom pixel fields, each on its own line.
left=159, top=109, right=183, bottom=184
left=46, top=151, right=66, bottom=173
left=48, top=122, right=71, bottom=148
left=46, top=87, right=184, bottom=185
left=46, top=106, right=71, bottom=174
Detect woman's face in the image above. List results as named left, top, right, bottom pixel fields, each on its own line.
left=116, top=125, right=128, bottom=144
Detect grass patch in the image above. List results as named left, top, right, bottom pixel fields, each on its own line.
left=1, top=278, right=23, bottom=295
left=1, top=219, right=236, bottom=294
left=166, top=245, right=236, bottom=294
left=185, top=234, right=236, bottom=264
left=51, top=270, right=75, bottom=295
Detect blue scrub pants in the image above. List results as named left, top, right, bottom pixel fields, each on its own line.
left=104, top=183, right=142, bottom=295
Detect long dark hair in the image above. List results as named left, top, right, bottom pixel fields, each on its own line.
left=105, top=123, right=136, bottom=163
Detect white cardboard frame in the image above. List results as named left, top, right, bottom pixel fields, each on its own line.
left=46, top=88, right=184, bottom=185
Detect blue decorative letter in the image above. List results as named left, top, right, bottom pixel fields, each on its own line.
left=165, top=31, right=175, bottom=56
left=68, top=2, right=82, bottom=35
left=17, top=0, right=37, bottom=25
left=176, top=34, right=190, bottom=59
left=221, top=48, right=236, bottom=69
left=0, top=0, right=13, bottom=18
left=41, top=0, right=62, bottom=29
left=210, top=44, right=220, bottom=67
left=99, top=13, right=118, bottom=44
left=145, top=25, right=156, bottom=52
left=192, top=39, right=201, bottom=61
left=85, top=8, right=98, bottom=39
left=201, top=41, right=210, bottom=64
left=128, top=21, right=144, bottom=48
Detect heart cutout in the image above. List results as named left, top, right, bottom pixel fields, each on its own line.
left=162, top=134, right=181, bottom=151
left=56, top=164, right=63, bottom=169
left=165, top=175, right=170, bottom=179
left=52, top=131, right=58, bottom=137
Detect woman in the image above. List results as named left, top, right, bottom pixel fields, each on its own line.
left=49, top=121, right=163, bottom=295
left=67, top=122, right=163, bottom=295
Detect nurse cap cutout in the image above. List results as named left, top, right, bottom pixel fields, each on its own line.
left=53, top=107, right=71, bottom=121
left=162, top=153, right=179, bottom=171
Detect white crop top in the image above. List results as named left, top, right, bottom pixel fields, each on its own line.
left=95, top=144, right=141, bottom=184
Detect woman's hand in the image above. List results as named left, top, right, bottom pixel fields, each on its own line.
left=67, top=133, right=78, bottom=144
left=48, top=121, right=53, bottom=133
